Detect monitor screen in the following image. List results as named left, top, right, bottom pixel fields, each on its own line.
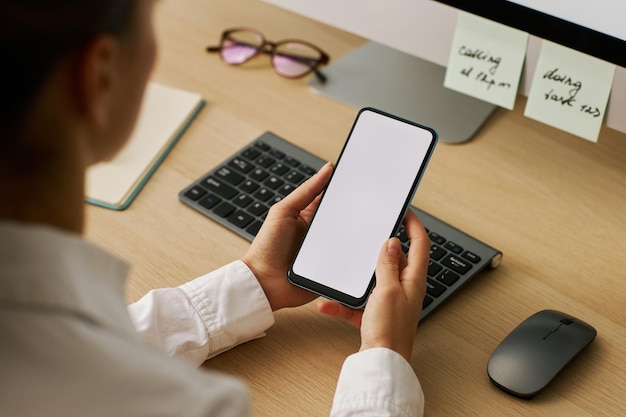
left=434, top=0, right=626, bottom=67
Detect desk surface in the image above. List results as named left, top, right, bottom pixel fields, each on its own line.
left=85, top=0, right=626, bottom=415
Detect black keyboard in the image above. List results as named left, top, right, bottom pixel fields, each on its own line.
left=179, top=131, right=502, bottom=320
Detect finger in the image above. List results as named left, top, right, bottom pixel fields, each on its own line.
left=299, top=194, right=323, bottom=223
left=398, top=243, right=408, bottom=271
left=401, top=211, right=430, bottom=297
left=403, top=210, right=429, bottom=273
left=278, top=162, right=333, bottom=215
left=374, top=237, right=404, bottom=290
left=317, top=300, right=363, bottom=328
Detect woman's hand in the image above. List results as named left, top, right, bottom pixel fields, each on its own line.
left=241, top=162, right=333, bottom=311
left=317, top=210, right=429, bottom=362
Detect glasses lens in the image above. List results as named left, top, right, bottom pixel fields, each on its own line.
left=272, top=42, right=323, bottom=78
left=221, top=30, right=263, bottom=64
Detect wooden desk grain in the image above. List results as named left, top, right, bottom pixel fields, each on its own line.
left=85, top=0, right=626, bottom=415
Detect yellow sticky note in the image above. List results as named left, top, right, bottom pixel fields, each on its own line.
left=444, top=12, right=528, bottom=110
left=524, top=41, right=615, bottom=142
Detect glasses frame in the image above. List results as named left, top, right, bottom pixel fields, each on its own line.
left=207, top=28, right=330, bottom=83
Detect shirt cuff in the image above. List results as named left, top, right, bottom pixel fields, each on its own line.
left=180, top=260, right=275, bottom=360
left=331, top=348, right=424, bottom=417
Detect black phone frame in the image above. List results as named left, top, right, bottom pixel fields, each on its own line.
left=287, top=107, right=438, bottom=308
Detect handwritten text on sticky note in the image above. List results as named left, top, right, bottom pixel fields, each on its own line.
left=524, top=41, right=615, bottom=142
left=444, top=12, right=528, bottom=110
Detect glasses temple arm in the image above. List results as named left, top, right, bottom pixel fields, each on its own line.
left=313, top=69, right=327, bottom=84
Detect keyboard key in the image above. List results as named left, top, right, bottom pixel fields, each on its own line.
left=436, top=269, right=461, bottom=286
left=233, top=194, right=253, bottom=208
left=430, top=244, right=446, bottom=261
left=227, top=210, right=254, bottom=228
left=264, top=176, right=284, bottom=190
left=241, top=147, right=261, bottom=161
left=254, top=188, right=275, bottom=202
left=198, top=193, right=221, bottom=210
left=269, top=149, right=285, bottom=159
left=254, top=141, right=271, bottom=152
left=249, top=168, right=269, bottom=182
left=429, top=232, right=446, bottom=245
left=269, top=195, right=283, bottom=205
left=270, top=162, right=289, bottom=176
left=238, top=180, right=260, bottom=194
left=299, top=165, right=317, bottom=176
left=228, top=157, right=254, bottom=173
left=256, top=155, right=276, bottom=168
left=277, top=183, right=295, bottom=196
left=285, top=170, right=305, bottom=184
left=444, top=240, right=464, bottom=254
left=427, top=260, right=443, bottom=277
left=215, top=167, right=244, bottom=185
left=202, top=177, right=238, bottom=199
left=427, top=278, right=447, bottom=298
left=247, top=202, right=269, bottom=216
left=441, top=254, right=472, bottom=275
left=422, top=295, right=433, bottom=309
left=214, top=202, right=236, bottom=218
left=395, top=227, right=409, bottom=243
left=246, top=220, right=263, bottom=236
left=461, top=251, right=482, bottom=264
left=184, top=186, right=206, bottom=201
left=284, top=157, right=300, bottom=167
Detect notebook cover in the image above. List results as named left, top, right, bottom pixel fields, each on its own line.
left=85, top=82, right=205, bottom=210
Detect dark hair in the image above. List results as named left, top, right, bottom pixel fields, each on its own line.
left=0, top=0, right=136, bottom=144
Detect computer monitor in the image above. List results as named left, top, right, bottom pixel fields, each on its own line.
left=262, top=0, right=626, bottom=142
left=436, top=1, right=626, bottom=68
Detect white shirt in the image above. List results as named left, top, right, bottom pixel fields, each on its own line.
left=0, top=222, right=424, bottom=416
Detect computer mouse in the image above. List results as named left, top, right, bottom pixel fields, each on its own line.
left=487, top=309, right=597, bottom=399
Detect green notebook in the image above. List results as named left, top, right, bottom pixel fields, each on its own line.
left=86, top=82, right=205, bottom=210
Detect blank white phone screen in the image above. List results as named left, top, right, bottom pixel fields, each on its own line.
left=291, top=110, right=434, bottom=299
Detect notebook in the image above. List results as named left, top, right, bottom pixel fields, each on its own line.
left=86, top=82, right=205, bottom=210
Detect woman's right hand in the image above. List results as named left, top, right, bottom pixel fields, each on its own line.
left=317, top=209, right=430, bottom=362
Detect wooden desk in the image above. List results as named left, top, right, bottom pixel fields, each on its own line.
left=85, top=0, right=626, bottom=415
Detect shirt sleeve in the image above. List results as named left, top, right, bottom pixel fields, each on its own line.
left=127, top=260, right=275, bottom=367
left=330, top=348, right=424, bottom=417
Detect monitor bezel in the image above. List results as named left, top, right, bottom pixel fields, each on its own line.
left=434, top=0, right=625, bottom=68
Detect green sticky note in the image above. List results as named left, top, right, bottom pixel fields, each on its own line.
left=444, top=12, right=529, bottom=110
left=524, top=41, right=616, bottom=143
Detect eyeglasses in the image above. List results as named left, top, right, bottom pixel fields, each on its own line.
left=207, top=28, right=330, bottom=83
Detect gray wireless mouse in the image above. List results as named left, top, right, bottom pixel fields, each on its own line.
left=487, top=309, right=597, bottom=399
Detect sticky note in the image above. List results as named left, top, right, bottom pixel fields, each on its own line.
left=444, top=12, right=529, bottom=110
left=524, top=41, right=616, bottom=142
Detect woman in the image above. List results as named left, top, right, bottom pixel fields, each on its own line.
left=0, top=1, right=430, bottom=416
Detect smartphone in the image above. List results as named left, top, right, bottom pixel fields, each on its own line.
left=288, top=107, right=437, bottom=308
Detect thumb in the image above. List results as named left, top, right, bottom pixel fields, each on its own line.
left=375, top=237, right=404, bottom=289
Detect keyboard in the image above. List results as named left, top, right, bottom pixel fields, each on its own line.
left=179, top=131, right=502, bottom=320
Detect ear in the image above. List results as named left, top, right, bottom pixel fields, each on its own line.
left=74, top=35, right=119, bottom=129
